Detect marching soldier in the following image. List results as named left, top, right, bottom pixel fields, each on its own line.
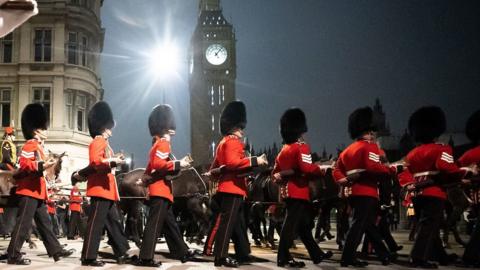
left=0, top=126, right=17, bottom=171
left=272, top=108, right=333, bottom=268
left=135, top=104, right=194, bottom=267
left=209, top=101, right=268, bottom=267
left=67, top=185, right=84, bottom=239
left=80, top=101, right=131, bottom=266
left=398, top=106, right=476, bottom=268
left=46, top=188, right=60, bottom=237
left=332, top=107, right=394, bottom=267
left=7, top=103, right=73, bottom=265
left=458, top=110, right=480, bottom=267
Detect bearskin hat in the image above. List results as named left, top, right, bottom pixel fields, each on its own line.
left=21, top=103, right=48, bottom=140
left=280, top=108, right=308, bottom=144
left=465, top=110, right=480, bottom=143
left=148, top=104, right=176, bottom=136
left=408, top=106, right=446, bottom=143
left=348, top=107, right=376, bottom=139
left=220, top=101, right=247, bottom=135
left=88, top=101, right=115, bottom=138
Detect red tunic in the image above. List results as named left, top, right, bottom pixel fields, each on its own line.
left=272, top=142, right=323, bottom=201
left=211, top=135, right=258, bottom=197
left=69, top=189, right=83, bottom=213
left=86, top=136, right=119, bottom=201
left=16, top=139, right=47, bottom=200
left=47, top=198, right=56, bottom=214
left=145, top=138, right=180, bottom=202
left=458, top=145, right=480, bottom=204
left=398, top=143, right=468, bottom=200
left=333, top=140, right=392, bottom=199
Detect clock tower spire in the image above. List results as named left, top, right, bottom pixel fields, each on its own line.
left=189, top=0, right=236, bottom=167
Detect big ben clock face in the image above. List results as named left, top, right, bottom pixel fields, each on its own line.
left=205, top=44, right=228, bottom=65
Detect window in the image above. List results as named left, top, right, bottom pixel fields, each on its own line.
left=211, top=114, right=215, bottom=131
left=32, top=87, right=50, bottom=119
left=34, top=29, right=52, bottom=62
left=1, top=33, right=13, bottom=63
left=81, top=36, right=87, bottom=66
left=0, top=89, right=11, bottom=127
left=65, top=91, right=73, bottom=129
left=65, top=90, right=92, bottom=132
left=221, top=85, right=225, bottom=102
left=76, top=94, right=87, bottom=131
left=211, top=141, right=216, bottom=158
left=210, top=86, right=214, bottom=106
left=67, top=32, right=78, bottom=64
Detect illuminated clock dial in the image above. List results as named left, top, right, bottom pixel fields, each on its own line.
left=205, top=44, right=227, bottom=65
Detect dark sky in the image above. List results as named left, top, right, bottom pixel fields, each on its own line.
left=100, top=0, right=480, bottom=167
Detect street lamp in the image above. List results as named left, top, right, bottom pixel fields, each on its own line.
left=147, top=42, right=180, bottom=103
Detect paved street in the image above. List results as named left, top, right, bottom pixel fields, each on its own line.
left=0, top=230, right=467, bottom=269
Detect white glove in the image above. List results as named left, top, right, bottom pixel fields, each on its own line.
left=0, top=0, right=38, bottom=38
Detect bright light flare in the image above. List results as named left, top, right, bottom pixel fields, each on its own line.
left=148, top=43, right=180, bottom=78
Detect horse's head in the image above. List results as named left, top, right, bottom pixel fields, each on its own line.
left=46, top=151, right=66, bottom=180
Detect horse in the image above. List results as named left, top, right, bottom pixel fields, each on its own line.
left=0, top=151, right=66, bottom=207
left=115, top=167, right=210, bottom=245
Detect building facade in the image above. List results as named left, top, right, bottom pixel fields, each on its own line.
left=189, top=0, right=237, bottom=167
left=0, top=0, right=104, bottom=183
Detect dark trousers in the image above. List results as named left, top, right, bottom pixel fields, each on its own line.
left=463, top=205, right=480, bottom=263
left=67, top=211, right=84, bottom=238
left=341, top=196, right=389, bottom=263
left=49, top=213, right=60, bottom=236
left=411, top=196, right=447, bottom=262
left=57, top=210, right=68, bottom=236
left=213, top=192, right=250, bottom=260
left=139, top=197, right=188, bottom=260
left=7, top=195, right=62, bottom=259
left=81, top=197, right=129, bottom=260
left=277, top=199, right=324, bottom=262
left=378, top=210, right=400, bottom=251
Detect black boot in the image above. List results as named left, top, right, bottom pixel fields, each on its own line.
left=313, top=251, right=333, bottom=264
left=7, top=257, right=31, bottom=265
left=53, top=248, right=75, bottom=261
left=81, top=259, right=105, bottom=267
left=135, top=259, right=162, bottom=267
left=214, top=257, right=239, bottom=267
left=277, top=259, right=306, bottom=268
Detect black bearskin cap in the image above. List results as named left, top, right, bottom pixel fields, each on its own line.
left=408, top=106, right=446, bottom=144
left=88, top=101, right=115, bottom=138
left=466, top=110, right=480, bottom=143
left=348, top=107, right=376, bottom=139
left=148, top=104, right=176, bottom=136
left=280, top=108, right=308, bottom=144
left=220, top=101, right=247, bottom=135
left=21, top=103, right=48, bottom=140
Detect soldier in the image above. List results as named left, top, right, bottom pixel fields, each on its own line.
left=398, top=106, right=476, bottom=268
left=209, top=101, right=268, bottom=267
left=272, top=108, right=333, bottom=268
left=67, top=185, right=84, bottom=239
left=332, top=107, right=394, bottom=267
left=0, top=126, right=17, bottom=171
left=135, top=104, right=194, bottom=267
left=6, top=103, right=73, bottom=265
left=46, top=188, right=60, bottom=237
left=80, top=101, right=131, bottom=266
left=457, top=110, right=480, bottom=267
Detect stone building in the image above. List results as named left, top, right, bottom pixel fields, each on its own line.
left=0, top=0, right=105, bottom=183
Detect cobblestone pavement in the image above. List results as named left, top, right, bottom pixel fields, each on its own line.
left=0, top=230, right=467, bottom=269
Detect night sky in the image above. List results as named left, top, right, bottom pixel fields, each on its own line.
left=100, top=0, right=480, bottom=167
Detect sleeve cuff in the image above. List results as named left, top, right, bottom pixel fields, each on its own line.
left=250, top=157, right=258, bottom=167
left=37, top=161, right=44, bottom=173
left=173, top=160, right=181, bottom=172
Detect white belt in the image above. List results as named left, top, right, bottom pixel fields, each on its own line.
left=346, top=169, right=366, bottom=175
left=413, top=171, right=439, bottom=178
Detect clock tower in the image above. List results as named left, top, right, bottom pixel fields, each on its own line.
left=189, top=0, right=236, bottom=167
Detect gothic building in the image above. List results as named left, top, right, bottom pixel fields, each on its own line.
left=0, top=0, right=105, bottom=182
left=189, top=0, right=236, bottom=167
